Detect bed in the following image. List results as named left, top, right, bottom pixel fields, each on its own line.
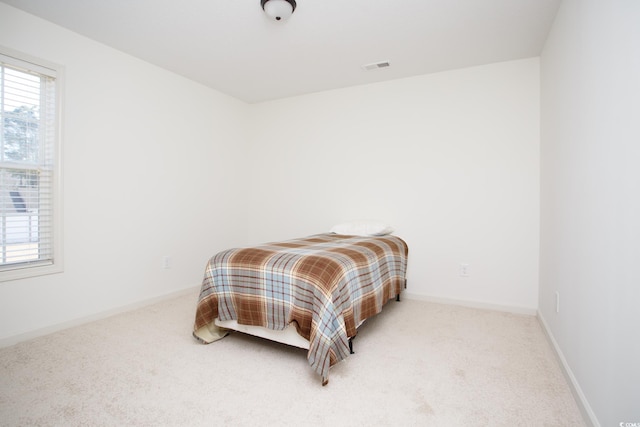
left=192, top=230, right=408, bottom=385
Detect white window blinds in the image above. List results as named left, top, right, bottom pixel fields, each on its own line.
left=1, top=51, right=61, bottom=279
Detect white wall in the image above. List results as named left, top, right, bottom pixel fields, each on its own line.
left=0, top=4, right=249, bottom=341
left=247, top=58, right=540, bottom=313
left=539, top=0, right=640, bottom=425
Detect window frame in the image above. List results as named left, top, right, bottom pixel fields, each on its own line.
left=0, top=46, right=64, bottom=282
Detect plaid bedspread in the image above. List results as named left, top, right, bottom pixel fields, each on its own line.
left=193, top=233, right=408, bottom=382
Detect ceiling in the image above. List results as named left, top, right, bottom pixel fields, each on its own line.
left=1, top=0, right=561, bottom=104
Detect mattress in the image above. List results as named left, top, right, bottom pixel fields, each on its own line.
left=193, top=233, right=408, bottom=383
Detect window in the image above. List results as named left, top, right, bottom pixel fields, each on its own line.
left=1, top=47, right=62, bottom=281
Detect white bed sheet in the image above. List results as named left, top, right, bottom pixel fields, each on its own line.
left=214, top=318, right=311, bottom=349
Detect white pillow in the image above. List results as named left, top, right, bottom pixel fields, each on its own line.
left=330, top=221, right=394, bottom=236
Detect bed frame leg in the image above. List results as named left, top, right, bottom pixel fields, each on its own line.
left=348, top=337, right=355, bottom=354
left=396, top=293, right=400, bottom=302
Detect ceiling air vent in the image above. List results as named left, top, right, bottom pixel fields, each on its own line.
left=362, top=61, right=390, bottom=71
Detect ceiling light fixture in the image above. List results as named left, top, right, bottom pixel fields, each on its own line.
left=261, top=0, right=297, bottom=21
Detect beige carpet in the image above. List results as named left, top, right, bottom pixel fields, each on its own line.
left=0, top=291, right=585, bottom=426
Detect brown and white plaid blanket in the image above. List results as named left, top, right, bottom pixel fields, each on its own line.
left=193, top=233, right=408, bottom=383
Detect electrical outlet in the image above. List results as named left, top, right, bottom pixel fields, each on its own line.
left=163, top=256, right=172, bottom=269
left=459, top=263, right=469, bottom=277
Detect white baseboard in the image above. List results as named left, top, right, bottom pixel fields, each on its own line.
left=402, top=292, right=537, bottom=316
left=0, top=285, right=200, bottom=349
left=537, top=311, right=600, bottom=427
